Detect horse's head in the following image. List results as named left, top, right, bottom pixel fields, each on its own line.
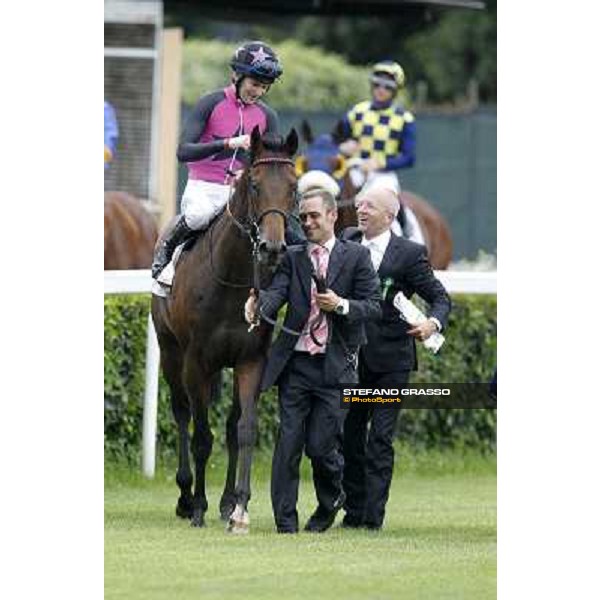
left=296, top=120, right=347, bottom=180
left=242, top=125, right=298, bottom=266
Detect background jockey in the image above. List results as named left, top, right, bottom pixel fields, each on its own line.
left=152, top=41, right=288, bottom=280
left=104, top=100, right=119, bottom=169
left=337, top=60, right=423, bottom=243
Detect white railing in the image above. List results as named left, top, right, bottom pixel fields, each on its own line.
left=104, top=268, right=497, bottom=295
left=104, top=269, right=497, bottom=477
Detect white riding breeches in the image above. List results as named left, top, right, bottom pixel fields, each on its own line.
left=405, top=206, right=426, bottom=245
left=390, top=206, right=425, bottom=245
left=181, top=179, right=232, bottom=230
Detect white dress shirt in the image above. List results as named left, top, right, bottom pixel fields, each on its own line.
left=361, top=228, right=441, bottom=332
left=361, top=229, right=391, bottom=272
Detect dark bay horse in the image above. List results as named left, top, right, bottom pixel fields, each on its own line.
left=151, top=126, right=299, bottom=534
left=297, top=121, right=453, bottom=269
left=104, top=191, right=158, bottom=269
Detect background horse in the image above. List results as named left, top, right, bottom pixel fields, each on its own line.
left=104, top=191, right=158, bottom=269
left=297, top=120, right=453, bottom=270
left=151, top=126, right=299, bottom=534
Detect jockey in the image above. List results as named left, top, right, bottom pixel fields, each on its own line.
left=337, top=60, right=422, bottom=243
left=152, top=41, right=285, bottom=280
left=104, top=100, right=118, bottom=169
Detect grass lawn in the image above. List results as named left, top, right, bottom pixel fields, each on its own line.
left=105, top=448, right=496, bottom=600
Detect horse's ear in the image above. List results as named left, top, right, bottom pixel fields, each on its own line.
left=285, top=128, right=299, bottom=157
left=300, top=120, right=313, bottom=144
left=250, top=125, right=262, bottom=158
left=331, top=119, right=346, bottom=145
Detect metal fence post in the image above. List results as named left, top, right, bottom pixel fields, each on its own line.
left=142, top=312, right=160, bottom=478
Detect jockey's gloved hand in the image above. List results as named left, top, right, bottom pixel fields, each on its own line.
left=227, top=135, right=251, bottom=150
left=339, top=139, right=359, bottom=157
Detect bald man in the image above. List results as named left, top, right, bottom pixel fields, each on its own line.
left=340, top=186, right=451, bottom=530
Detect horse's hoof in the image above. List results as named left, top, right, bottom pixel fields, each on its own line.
left=226, top=504, right=249, bottom=534
left=228, top=523, right=249, bottom=535
left=190, top=510, right=205, bottom=528
left=219, top=503, right=235, bottom=522
left=175, top=499, right=193, bottom=519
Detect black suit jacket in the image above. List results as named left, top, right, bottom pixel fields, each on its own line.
left=260, top=239, right=382, bottom=389
left=342, top=227, right=451, bottom=373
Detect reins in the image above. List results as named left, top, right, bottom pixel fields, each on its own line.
left=207, top=155, right=330, bottom=348
left=208, top=155, right=294, bottom=291
left=256, top=258, right=329, bottom=347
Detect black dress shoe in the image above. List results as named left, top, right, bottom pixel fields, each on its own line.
left=305, top=506, right=337, bottom=532
left=305, top=492, right=346, bottom=533
left=277, top=528, right=298, bottom=534
left=341, top=514, right=364, bottom=529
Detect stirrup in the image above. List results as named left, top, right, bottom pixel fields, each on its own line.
left=151, top=244, right=172, bottom=279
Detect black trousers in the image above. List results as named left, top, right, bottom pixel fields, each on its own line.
left=271, top=353, right=346, bottom=532
left=342, top=364, right=409, bottom=528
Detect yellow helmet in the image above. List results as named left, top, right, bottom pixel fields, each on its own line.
left=370, top=60, right=405, bottom=89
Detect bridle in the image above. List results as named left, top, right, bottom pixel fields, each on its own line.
left=209, top=155, right=297, bottom=290
left=226, top=156, right=297, bottom=245
left=208, top=155, right=329, bottom=347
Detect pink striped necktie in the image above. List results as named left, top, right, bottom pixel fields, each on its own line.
left=305, top=245, right=329, bottom=354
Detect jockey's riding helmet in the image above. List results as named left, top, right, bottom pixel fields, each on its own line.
left=370, top=60, right=405, bottom=91
left=230, top=42, right=283, bottom=84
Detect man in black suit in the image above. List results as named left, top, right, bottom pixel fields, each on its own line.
left=244, top=189, right=381, bottom=534
left=341, top=186, right=451, bottom=530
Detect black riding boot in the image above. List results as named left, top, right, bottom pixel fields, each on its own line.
left=397, top=202, right=413, bottom=239
left=151, top=215, right=195, bottom=279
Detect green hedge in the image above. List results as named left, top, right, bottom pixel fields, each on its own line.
left=182, top=39, right=411, bottom=111
left=104, top=294, right=496, bottom=462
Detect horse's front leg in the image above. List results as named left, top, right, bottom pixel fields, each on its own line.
left=220, top=374, right=240, bottom=521
left=227, top=360, right=264, bottom=534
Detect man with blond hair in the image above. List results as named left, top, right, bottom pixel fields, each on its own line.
left=340, top=186, right=451, bottom=530
left=245, top=188, right=381, bottom=534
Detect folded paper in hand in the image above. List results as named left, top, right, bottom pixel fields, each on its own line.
left=392, top=292, right=445, bottom=353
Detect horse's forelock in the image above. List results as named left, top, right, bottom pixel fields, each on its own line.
left=260, top=133, right=287, bottom=153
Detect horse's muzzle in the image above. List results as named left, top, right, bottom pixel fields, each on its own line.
left=258, top=240, right=286, bottom=267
